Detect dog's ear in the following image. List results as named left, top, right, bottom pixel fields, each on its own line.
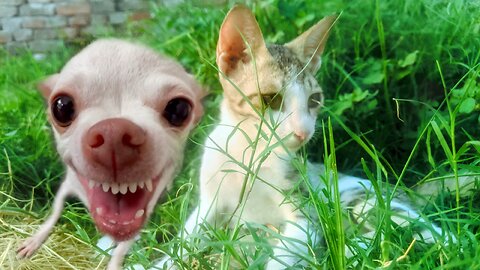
left=285, top=15, right=337, bottom=74
left=192, top=86, right=206, bottom=125
left=216, top=5, right=267, bottom=75
left=38, top=74, right=60, bottom=100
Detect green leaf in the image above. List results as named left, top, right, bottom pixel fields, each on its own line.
left=430, top=120, right=453, bottom=164
left=362, top=72, right=384, bottom=84
left=295, top=14, right=315, bottom=28
left=398, top=50, right=419, bottom=68
left=458, top=97, right=476, bottom=114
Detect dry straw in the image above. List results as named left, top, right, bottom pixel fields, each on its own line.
left=1, top=210, right=106, bottom=270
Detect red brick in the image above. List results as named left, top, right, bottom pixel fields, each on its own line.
left=56, top=1, right=91, bottom=16
left=0, top=31, right=13, bottom=44
left=129, top=11, right=150, bottom=21
left=68, top=15, right=90, bottom=26
left=22, top=16, right=47, bottom=28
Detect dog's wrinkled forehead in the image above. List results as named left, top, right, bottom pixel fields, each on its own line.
left=54, top=39, right=201, bottom=103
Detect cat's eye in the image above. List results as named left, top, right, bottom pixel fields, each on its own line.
left=308, top=93, right=323, bottom=109
left=163, top=97, right=192, bottom=127
left=262, top=93, right=283, bottom=111
left=51, top=94, right=75, bottom=127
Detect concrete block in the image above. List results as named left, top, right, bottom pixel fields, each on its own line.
left=34, top=28, right=57, bottom=39
left=13, top=28, right=33, bottom=41
left=45, top=16, right=67, bottom=28
left=0, top=6, right=18, bottom=17
left=91, top=14, right=107, bottom=25
left=19, top=3, right=56, bottom=16
left=90, top=0, right=115, bottom=14
left=28, top=0, right=52, bottom=3
left=28, top=39, right=63, bottom=52
left=109, top=12, right=127, bottom=25
left=117, top=0, right=149, bottom=11
left=2, top=17, right=23, bottom=30
left=1, top=0, right=25, bottom=5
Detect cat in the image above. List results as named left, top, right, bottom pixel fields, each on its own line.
left=150, top=5, right=475, bottom=270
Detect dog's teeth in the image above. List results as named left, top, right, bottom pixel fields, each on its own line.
left=134, top=209, right=145, bottom=219
left=88, top=180, right=95, bottom=189
left=145, top=179, right=153, bottom=192
left=129, top=183, right=137, bottom=193
left=102, top=183, right=110, bottom=192
left=96, top=207, right=104, bottom=215
left=119, top=183, right=128, bottom=194
left=111, top=183, right=119, bottom=194
left=108, top=219, right=117, bottom=224
left=138, top=181, right=145, bottom=189
left=121, top=220, right=132, bottom=225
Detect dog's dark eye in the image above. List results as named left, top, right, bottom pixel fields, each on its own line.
left=51, top=94, right=75, bottom=127
left=308, top=93, right=323, bottom=109
left=262, top=93, right=283, bottom=111
left=163, top=98, right=192, bottom=127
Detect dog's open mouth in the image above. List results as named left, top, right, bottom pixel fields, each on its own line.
left=78, top=174, right=161, bottom=241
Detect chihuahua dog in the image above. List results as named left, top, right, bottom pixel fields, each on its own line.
left=16, top=39, right=204, bottom=269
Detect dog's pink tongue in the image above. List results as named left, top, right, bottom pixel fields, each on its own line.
left=89, top=185, right=148, bottom=241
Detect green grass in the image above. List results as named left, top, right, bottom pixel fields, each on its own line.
left=1, top=0, right=480, bottom=269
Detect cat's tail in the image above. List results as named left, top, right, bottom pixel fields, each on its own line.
left=413, top=172, right=479, bottom=202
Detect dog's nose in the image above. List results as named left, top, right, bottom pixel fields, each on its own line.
left=83, top=118, right=146, bottom=172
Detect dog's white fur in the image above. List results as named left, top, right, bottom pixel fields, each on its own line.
left=16, top=39, right=203, bottom=269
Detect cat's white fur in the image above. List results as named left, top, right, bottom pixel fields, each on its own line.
left=148, top=5, right=472, bottom=270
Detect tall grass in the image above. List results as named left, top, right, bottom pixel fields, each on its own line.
left=1, top=0, right=479, bottom=269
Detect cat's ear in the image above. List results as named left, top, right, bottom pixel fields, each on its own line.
left=216, top=5, right=267, bottom=75
left=286, top=15, right=337, bottom=74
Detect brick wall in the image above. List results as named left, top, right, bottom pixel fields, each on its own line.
left=0, top=0, right=151, bottom=54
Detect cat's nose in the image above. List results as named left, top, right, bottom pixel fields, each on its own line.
left=294, top=131, right=308, bottom=142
